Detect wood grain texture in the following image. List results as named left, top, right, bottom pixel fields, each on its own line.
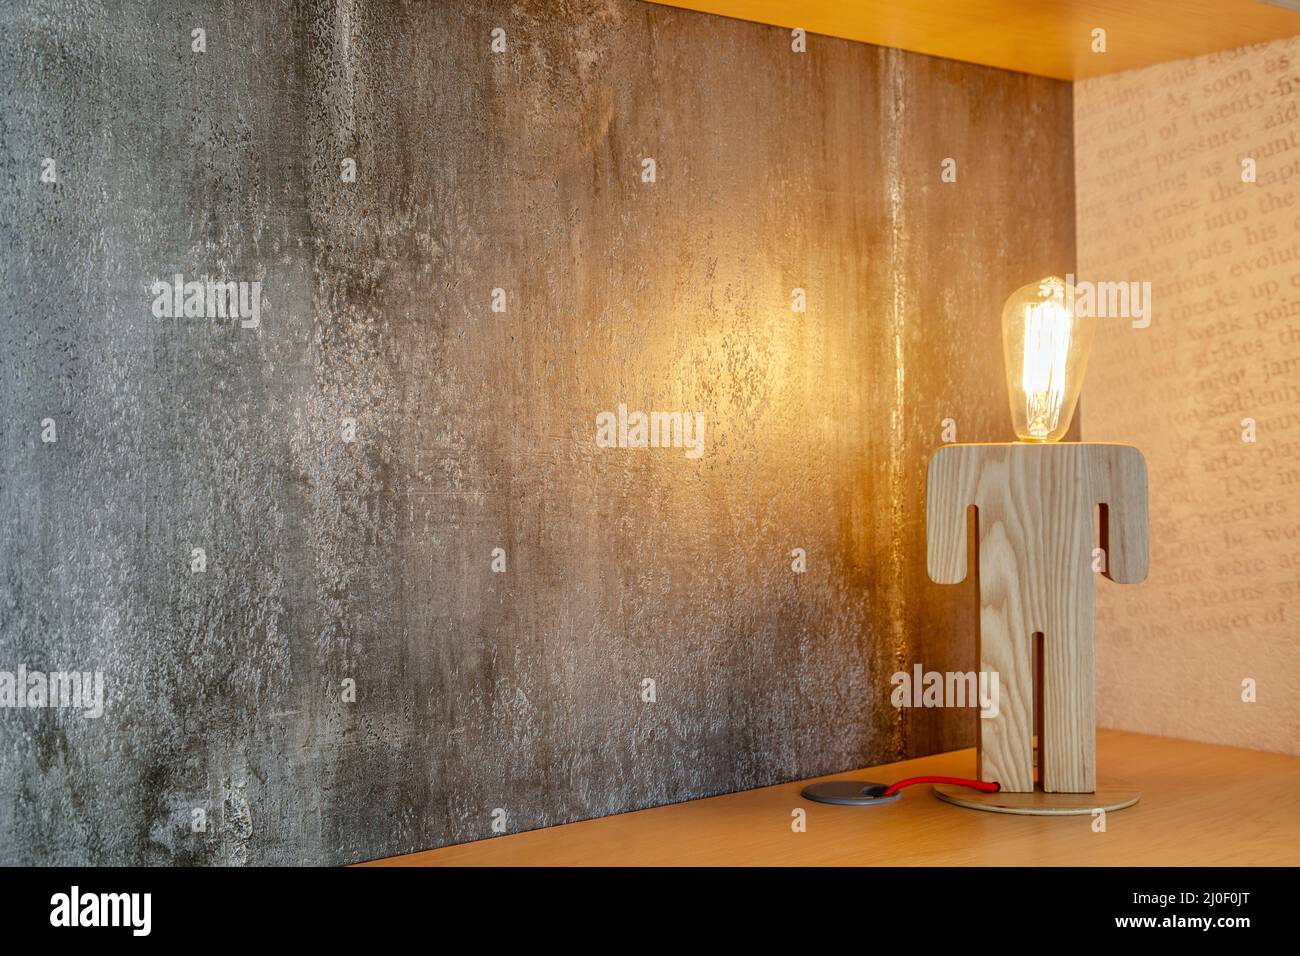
left=643, top=0, right=1300, bottom=80
left=926, top=443, right=1148, bottom=793
left=362, top=730, right=1300, bottom=865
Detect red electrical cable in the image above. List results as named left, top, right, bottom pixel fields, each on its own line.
left=882, top=776, right=1000, bottom=797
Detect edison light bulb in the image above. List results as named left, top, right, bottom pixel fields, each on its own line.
left=1001, top=276, right=1097, bottom=442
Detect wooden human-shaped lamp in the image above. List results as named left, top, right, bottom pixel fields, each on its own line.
left=925, top=277, right=1148, bottom=814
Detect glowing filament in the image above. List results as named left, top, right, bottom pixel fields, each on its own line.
left=1021, top=301, right=1072, bottom=440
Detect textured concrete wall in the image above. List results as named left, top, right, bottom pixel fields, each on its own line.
left=0, top=0, right=1073, bottom=864
left=1077, top=38, right=1300, bottom=755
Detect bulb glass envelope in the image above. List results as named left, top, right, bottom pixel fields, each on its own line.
left=1001, top=276, right=1098, bottom=442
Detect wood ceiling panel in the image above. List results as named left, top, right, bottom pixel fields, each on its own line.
left=643, top=0, right=1300, bottom=79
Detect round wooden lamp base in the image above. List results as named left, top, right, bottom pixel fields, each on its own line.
left=932, top=783, right=1140, bottom=816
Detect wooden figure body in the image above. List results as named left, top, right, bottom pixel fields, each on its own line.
left=926, top=442, right=1148, bottom=794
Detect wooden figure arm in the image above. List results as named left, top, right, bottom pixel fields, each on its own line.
left=1094, top=444, right=1150, bottom=584
left=926, top=444, right=979, bottom=585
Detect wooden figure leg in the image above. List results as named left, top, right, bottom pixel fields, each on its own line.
left=1040, top=614, right=1097, bottom=793
left=976, top=518, right=1035, bottom=793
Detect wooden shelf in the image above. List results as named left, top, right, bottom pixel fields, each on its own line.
left=363, top=730, right=1300, bottom=865
left=642, top=0, right=1300, bottom=80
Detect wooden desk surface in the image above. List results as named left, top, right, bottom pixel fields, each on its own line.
left=365, top=730, right=1300, bottom=866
